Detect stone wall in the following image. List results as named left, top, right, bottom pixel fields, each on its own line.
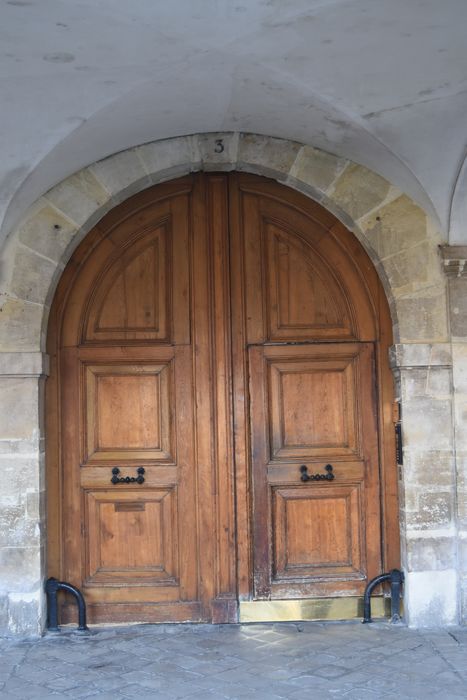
left=390, top=343, right=458, bottom=625
left=0, top=352, right=48, bottom=635
left=0, top=132, right=460, bottom=634
left=441, top=247, right=467, bottom=624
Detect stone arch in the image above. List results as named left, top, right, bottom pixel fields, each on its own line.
left=0, top=133, right=454, bottom=634
left=0, top=132, right=448, bottom=352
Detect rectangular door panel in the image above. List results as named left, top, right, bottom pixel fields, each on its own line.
left=267, top=354, right=360, bottom=460
left=85, top=488, right=178, bottom=585
left=83, top=360, right=175, bottom=464
left=272, top=483, right=364, bottom=581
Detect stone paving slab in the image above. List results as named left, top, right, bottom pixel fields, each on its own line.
left=0, top=622, right=466, bottom=699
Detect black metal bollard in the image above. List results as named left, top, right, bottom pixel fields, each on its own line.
left=45, top=577, right=90, bottom=633
left=362, top=569, right=404, bottom=624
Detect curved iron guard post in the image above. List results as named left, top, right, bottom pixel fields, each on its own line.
left=45, top=577, right=89, bottom=633
left=362, top=569, right=404, bottom=623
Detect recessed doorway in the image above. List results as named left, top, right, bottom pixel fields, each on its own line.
left=46, top=173, right=399, bottom=624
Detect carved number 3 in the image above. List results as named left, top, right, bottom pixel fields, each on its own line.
left=215, top=139, right=224, bottom=154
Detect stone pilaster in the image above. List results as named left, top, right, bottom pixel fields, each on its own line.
left=0, top=352, right=48, bottom=635
left=441, top=245, right=467, bottom=623
left=390, top=343, right=458, bottom=626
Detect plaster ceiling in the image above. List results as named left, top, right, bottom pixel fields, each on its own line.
left=1, top=0, right=467, bottom=246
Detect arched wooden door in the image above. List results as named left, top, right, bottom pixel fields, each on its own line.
left=46, top=173, right=399, bottom=624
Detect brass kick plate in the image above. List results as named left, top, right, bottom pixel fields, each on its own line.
left=239, top=596, right=391, bottom=622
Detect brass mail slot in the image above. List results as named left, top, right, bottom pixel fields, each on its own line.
left=114, top=502, right=146, bottom=512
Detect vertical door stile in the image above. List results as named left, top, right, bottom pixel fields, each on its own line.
left=60, top=346, right=82, bottom=585
left=248, top=345, right=273, bottom=599
left=190, top=174, right=213, bottom=617
left=206, top=174, right=238, bottom=621
left=228, top=174, right=253, bottom=601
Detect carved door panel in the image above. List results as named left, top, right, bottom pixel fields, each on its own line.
left=249, top=343, right=381, bottom=599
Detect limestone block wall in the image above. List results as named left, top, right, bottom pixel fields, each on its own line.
left=0, top=132, right=460, bottom=634
left=0, top=353, right=47, bottom=634
left=390, top=343, right=458, bottom=625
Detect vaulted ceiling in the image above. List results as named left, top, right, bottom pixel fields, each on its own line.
left=1, top=0, right=467, bottom=246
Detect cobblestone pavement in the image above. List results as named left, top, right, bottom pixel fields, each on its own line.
left=0, top=621, right=466, bottom=699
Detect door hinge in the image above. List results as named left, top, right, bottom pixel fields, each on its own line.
left=392, top=401, right=401, bottom=423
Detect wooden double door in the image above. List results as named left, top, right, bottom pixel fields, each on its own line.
left=47, top=173, right=398, bottom=624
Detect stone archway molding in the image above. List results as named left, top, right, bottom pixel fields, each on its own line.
left=0, top=132, right=457, bottom=635
left=1, top=132, right=448, bottom=353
